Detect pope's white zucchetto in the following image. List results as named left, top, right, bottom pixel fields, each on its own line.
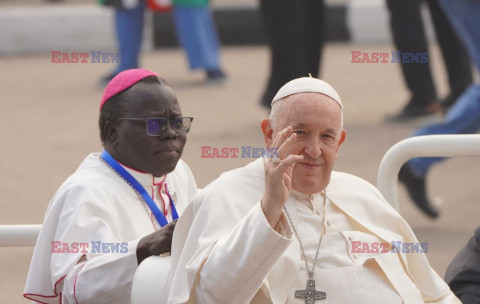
left=271, top=77, right=343, bottom=109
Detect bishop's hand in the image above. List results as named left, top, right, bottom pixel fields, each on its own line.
left=136, top=219, right=177, bottom=265
left=262, top=126, right=303, bottom=229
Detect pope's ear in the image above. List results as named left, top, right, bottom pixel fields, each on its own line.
left=339, top=129, right=346, bottom=146
left=261, top=118, right=274, bottom=147
left=335, top=129, right=347, bottom=159
left=104, top=121, right=119, bottom=145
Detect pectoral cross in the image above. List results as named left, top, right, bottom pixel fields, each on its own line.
left=295, top=279, right=326, bottom=304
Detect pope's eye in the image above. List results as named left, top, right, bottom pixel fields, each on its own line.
left=294, top=130, right=306, bottom=135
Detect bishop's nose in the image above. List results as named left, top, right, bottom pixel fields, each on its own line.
left=159, top=122, right=178, bottom=140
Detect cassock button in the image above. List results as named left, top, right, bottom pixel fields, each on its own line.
left=327, top=219, right=334, bottom=226
left=348, top=235, right=354, bottom=241
left=353, top=253, right=359, bottom=259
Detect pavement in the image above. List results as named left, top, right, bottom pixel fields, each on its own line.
left=1, top=42, right=479, bottom=303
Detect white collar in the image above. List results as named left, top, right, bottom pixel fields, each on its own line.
left=291, top=189, right=325, bottom=214
left=120, top=164, right=167, bottom=190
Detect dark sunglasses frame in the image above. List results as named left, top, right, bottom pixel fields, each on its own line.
left=118, top=117, right=194, bottom=136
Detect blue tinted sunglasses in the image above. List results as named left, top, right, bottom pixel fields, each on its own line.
left=118, top=117, right=193, bottom=136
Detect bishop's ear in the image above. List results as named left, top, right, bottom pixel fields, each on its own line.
left=104, top=121, right=119, bottom=145
left=261, top=118, right=274, bottom=147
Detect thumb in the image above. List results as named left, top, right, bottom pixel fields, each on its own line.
left=279, top=155, right=303, bottom=174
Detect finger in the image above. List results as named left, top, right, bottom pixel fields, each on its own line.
left=275, top=154, right=303, bottom=172
left=168, top=219, right=178, bottom=228
left=271, top=126, right=292, bottom=152
left=167, top=222, right=176, bottom=232
left=276, top=132, right=297, bottom=159
left=269, top=127, right=293, bottom=164
left=160, top=221, right=175, bottom=232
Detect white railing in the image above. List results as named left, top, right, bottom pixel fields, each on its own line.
left=0, top=224, right=41, bottom=247
left=377, top=134, right=480, bottom=211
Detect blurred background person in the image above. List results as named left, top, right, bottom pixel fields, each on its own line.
left=385, top=0, right=472, bottom=122
left=399, top=0, right=480, bottom=219
left=99, top=0, right=227, bottom=85
left=259, top=0, right=325, bottom=109
left=172, top=0, right=227, bottom=84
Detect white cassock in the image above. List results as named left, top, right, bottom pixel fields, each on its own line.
left=163, top=158, right=459, bottom=304
left=23, top=152, right=198, bottom=304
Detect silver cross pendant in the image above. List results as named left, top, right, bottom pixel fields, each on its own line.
left=295, top=279, right=326, bottom=304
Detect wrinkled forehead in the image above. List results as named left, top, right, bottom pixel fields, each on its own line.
left=275, top=92, right=342, bottom=129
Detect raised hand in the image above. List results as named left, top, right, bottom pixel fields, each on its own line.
left=261, top=126, right=303, bottom=228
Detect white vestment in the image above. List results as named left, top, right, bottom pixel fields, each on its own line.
left=24, top=152, right=198, bottom=304
left=165, top=158, right=459, bottom=304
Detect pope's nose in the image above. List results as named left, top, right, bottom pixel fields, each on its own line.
left=303, top=137, right=322, bottom=159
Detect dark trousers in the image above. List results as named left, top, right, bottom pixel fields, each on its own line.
left=260, top=0, right=325, bottom=108
left=386, top=0, right=472, bottom=105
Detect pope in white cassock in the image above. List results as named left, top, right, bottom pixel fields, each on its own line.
left=23, top=69, right=197, bottom=303
left=151, top=77, right=460, bottom=304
